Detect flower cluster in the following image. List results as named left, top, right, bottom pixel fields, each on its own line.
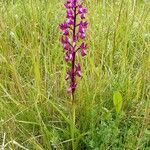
left=60, top=0, right=88, bottom=94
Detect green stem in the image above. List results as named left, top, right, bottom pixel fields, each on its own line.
left=70, top=94, right=76, bottom=150
left=70, top=0, right=77, bottom=149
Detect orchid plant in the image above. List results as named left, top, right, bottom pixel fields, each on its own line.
left=60, top=0, right=88, bottom=100
left=59, top=1, right=88, bottom=148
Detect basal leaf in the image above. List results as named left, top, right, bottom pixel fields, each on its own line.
left=113, top=91, right=123, bottom=113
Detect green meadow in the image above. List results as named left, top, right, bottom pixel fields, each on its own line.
left=0, top=0, right=149, bottom=149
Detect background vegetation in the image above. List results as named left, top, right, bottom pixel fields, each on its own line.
left=0, top=0, right=149, bottom=149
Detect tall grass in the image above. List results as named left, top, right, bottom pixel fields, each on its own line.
left=0, top=0, right=149, bottom=149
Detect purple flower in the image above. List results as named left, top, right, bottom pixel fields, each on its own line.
left=80, top=42, right=87, bottom=56
left=59, top=22, right=68, bottom=30
left=60, top=0, right=88, bottom=94
left=61, top=36, right=70, bottom=50
left=78, top=5, right=88, bottom=19
left=79, top=21, right=88, bottom=39
left=66, top=70, right=73, bottom=80
left=67, top=82, right=77, bottom=93
left=79, top=21, right=88, bottom=33
left=67, top=9, right=74, bottom=19
left=67, top=18, right=74, bottom=25
left=75, top=63, right=81, bottom=77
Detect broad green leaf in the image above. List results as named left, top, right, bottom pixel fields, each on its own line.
left=113, top=91, right=123, bottom=113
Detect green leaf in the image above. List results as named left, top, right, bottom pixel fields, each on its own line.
left=113, top=91, right=123, bottom=113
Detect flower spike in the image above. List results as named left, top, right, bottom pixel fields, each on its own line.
left=60, top=0, right=88, bottom=94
